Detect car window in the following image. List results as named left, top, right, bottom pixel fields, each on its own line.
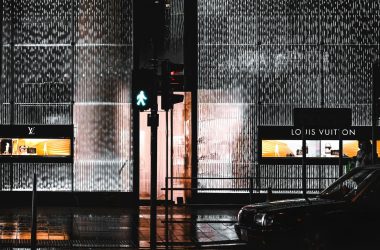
left=320, top=169, right=377, bottom=200
left=357, top=174, right=380, bottom=206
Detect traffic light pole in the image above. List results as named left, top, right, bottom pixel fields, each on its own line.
left=148, top=105, right=159, bottom=250
left=149, top=0, right=163, bottom=247
left=170, top=109, right=174, bottom=201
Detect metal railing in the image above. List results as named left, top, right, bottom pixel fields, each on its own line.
left=162, top=175, right=339, bottom=197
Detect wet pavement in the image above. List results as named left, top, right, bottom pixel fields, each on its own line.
left=0, top=205, right=246, bottom=249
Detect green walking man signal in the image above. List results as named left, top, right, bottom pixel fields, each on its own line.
left=136, top=90, right=148, bottom=107
left=133, top=68, right=156, bottom=111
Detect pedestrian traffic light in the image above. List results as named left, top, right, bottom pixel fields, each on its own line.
left=133, top=68, right=156, bottom=111
left=161, top=60, right=184, bottom=111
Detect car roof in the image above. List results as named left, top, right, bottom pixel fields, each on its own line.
left=342, top=165, right=380, bottom=176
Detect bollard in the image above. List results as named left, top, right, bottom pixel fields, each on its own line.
left=266, top=187, right=273, bottom=202
left=249, top=177, right=253, bottom=203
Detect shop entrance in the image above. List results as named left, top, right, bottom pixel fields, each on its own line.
left=139, top=93, right=192, bottom=203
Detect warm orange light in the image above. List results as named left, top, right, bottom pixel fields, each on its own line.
left=0, top=231, right=68, bottom=240
left=262, top=140, right=294, bottom=157
left=10, top=138, right=71, bottom=157
left=342, top=141, right=359, bottom=158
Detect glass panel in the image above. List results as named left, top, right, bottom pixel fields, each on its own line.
left=13, top=46, right=72, bottom=103
left=74, top=104, right=132, bottom=192
left=323, top=46, right=377, bottom=105
left=2, top=0, right=12, bottom=45
left=320, top=0, right=379, bottom=15
left=76, top=0, right=132, bottom=44
left=167, top=0, right=184, bottom=62
left=259, top=45, right=320, bottom=105
left=0, top=163, right=12, bottom=190
left=13, top=0, right=72, bottom=44
left=197, top=103, right=255, bottom=193
left=14, top=104, right=72, bottom=125
left=1, top=46, right=12, bottom=104
left=74, top=46, right=132, bottom=103
left=12, top=163, right=72, bottom=191
left=0, top=104, right=11, bottom=125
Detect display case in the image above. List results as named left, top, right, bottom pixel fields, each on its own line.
left=0, top=125, right=73, bottom=163
left=259, top=126, right=378, bottom=165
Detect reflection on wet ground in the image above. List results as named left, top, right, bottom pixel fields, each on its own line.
left=0, top=206, right=245, bottom=249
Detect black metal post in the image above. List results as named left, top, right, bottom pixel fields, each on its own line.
left=70, top=0, right=75, bottom=192
left=302, top=127, right=309, bottom=202
left=249, top=176, right=253, bottom=203
left=149, top=108, right=158, bottom=250
left=0, top=0, right=3, bottom=191
left=339, top=130, right=343, bottom=176
left=184, top=0, right=198, bottom=202
left=165, top=111, right=169, bottom=249
left=170, top=109, right=174, bottom=201
left=372, top=122, right=377, bottom=165
left=132, top=0, right=141, bottom=204
left=148, top=62, right=159, bottom=249
left=256, top=163, right=261, bottom=193
left=10, top=0, right=15, bottom=125
left=31, top=173, right=37, bottom=250
left=149, top=0, right=165, bottom=247
left=10, top=0, right=15, bottom=191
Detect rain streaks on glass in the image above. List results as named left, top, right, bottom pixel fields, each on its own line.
left=0, top=0, right=133, bottom=192
left=197, top=0, right=379, bottom=193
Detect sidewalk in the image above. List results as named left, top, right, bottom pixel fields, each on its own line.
left=0, top=205, right=246, bottom=249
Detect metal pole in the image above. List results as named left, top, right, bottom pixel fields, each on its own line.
left=31, top=173, right=37, bottom=250
left=10, top=0, right=15, bottom=125
left=372, top=120, right=376, bottom=164
left=184, top=0, right=198, bottom=201
left=0, top=0, right=3, bottom=191
left=170, top=109, right=174, bottom=201
left=256, top=163, right=261, bottom=193
left=10, top=0, right=15, bottom=191
left=70, top=0, right=75, bottom=192
left=166, top=112, right=169, bottom=202
left=149, top=109, right=158, bottom=250
left=148, top=66, right=159, bottom=250
left=150, top=0, right=165, bottom=248
left=249, top=176, right=253, bottom=203
left=302, top=127, right=309, bottom=202
left=165, top=111, right=169, bottom=249
left=339, top=130, right=343, bottom=176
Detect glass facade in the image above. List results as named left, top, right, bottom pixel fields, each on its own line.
left=2, top=0, right=377, bottom=195
left=197, top=0, right=379, bottom=193
left=0, top=0, right=133, bottom=192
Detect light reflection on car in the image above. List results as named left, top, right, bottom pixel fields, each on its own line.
left=235, top=166, right=380, bottom=249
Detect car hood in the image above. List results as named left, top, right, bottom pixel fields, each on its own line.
left=240, top=197, right=346, bottom=214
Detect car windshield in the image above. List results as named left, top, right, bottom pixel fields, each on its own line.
left=319, top=168, right=378, bottom=200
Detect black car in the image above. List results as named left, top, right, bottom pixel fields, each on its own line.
left=235, top=166, right=380, bottom=249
